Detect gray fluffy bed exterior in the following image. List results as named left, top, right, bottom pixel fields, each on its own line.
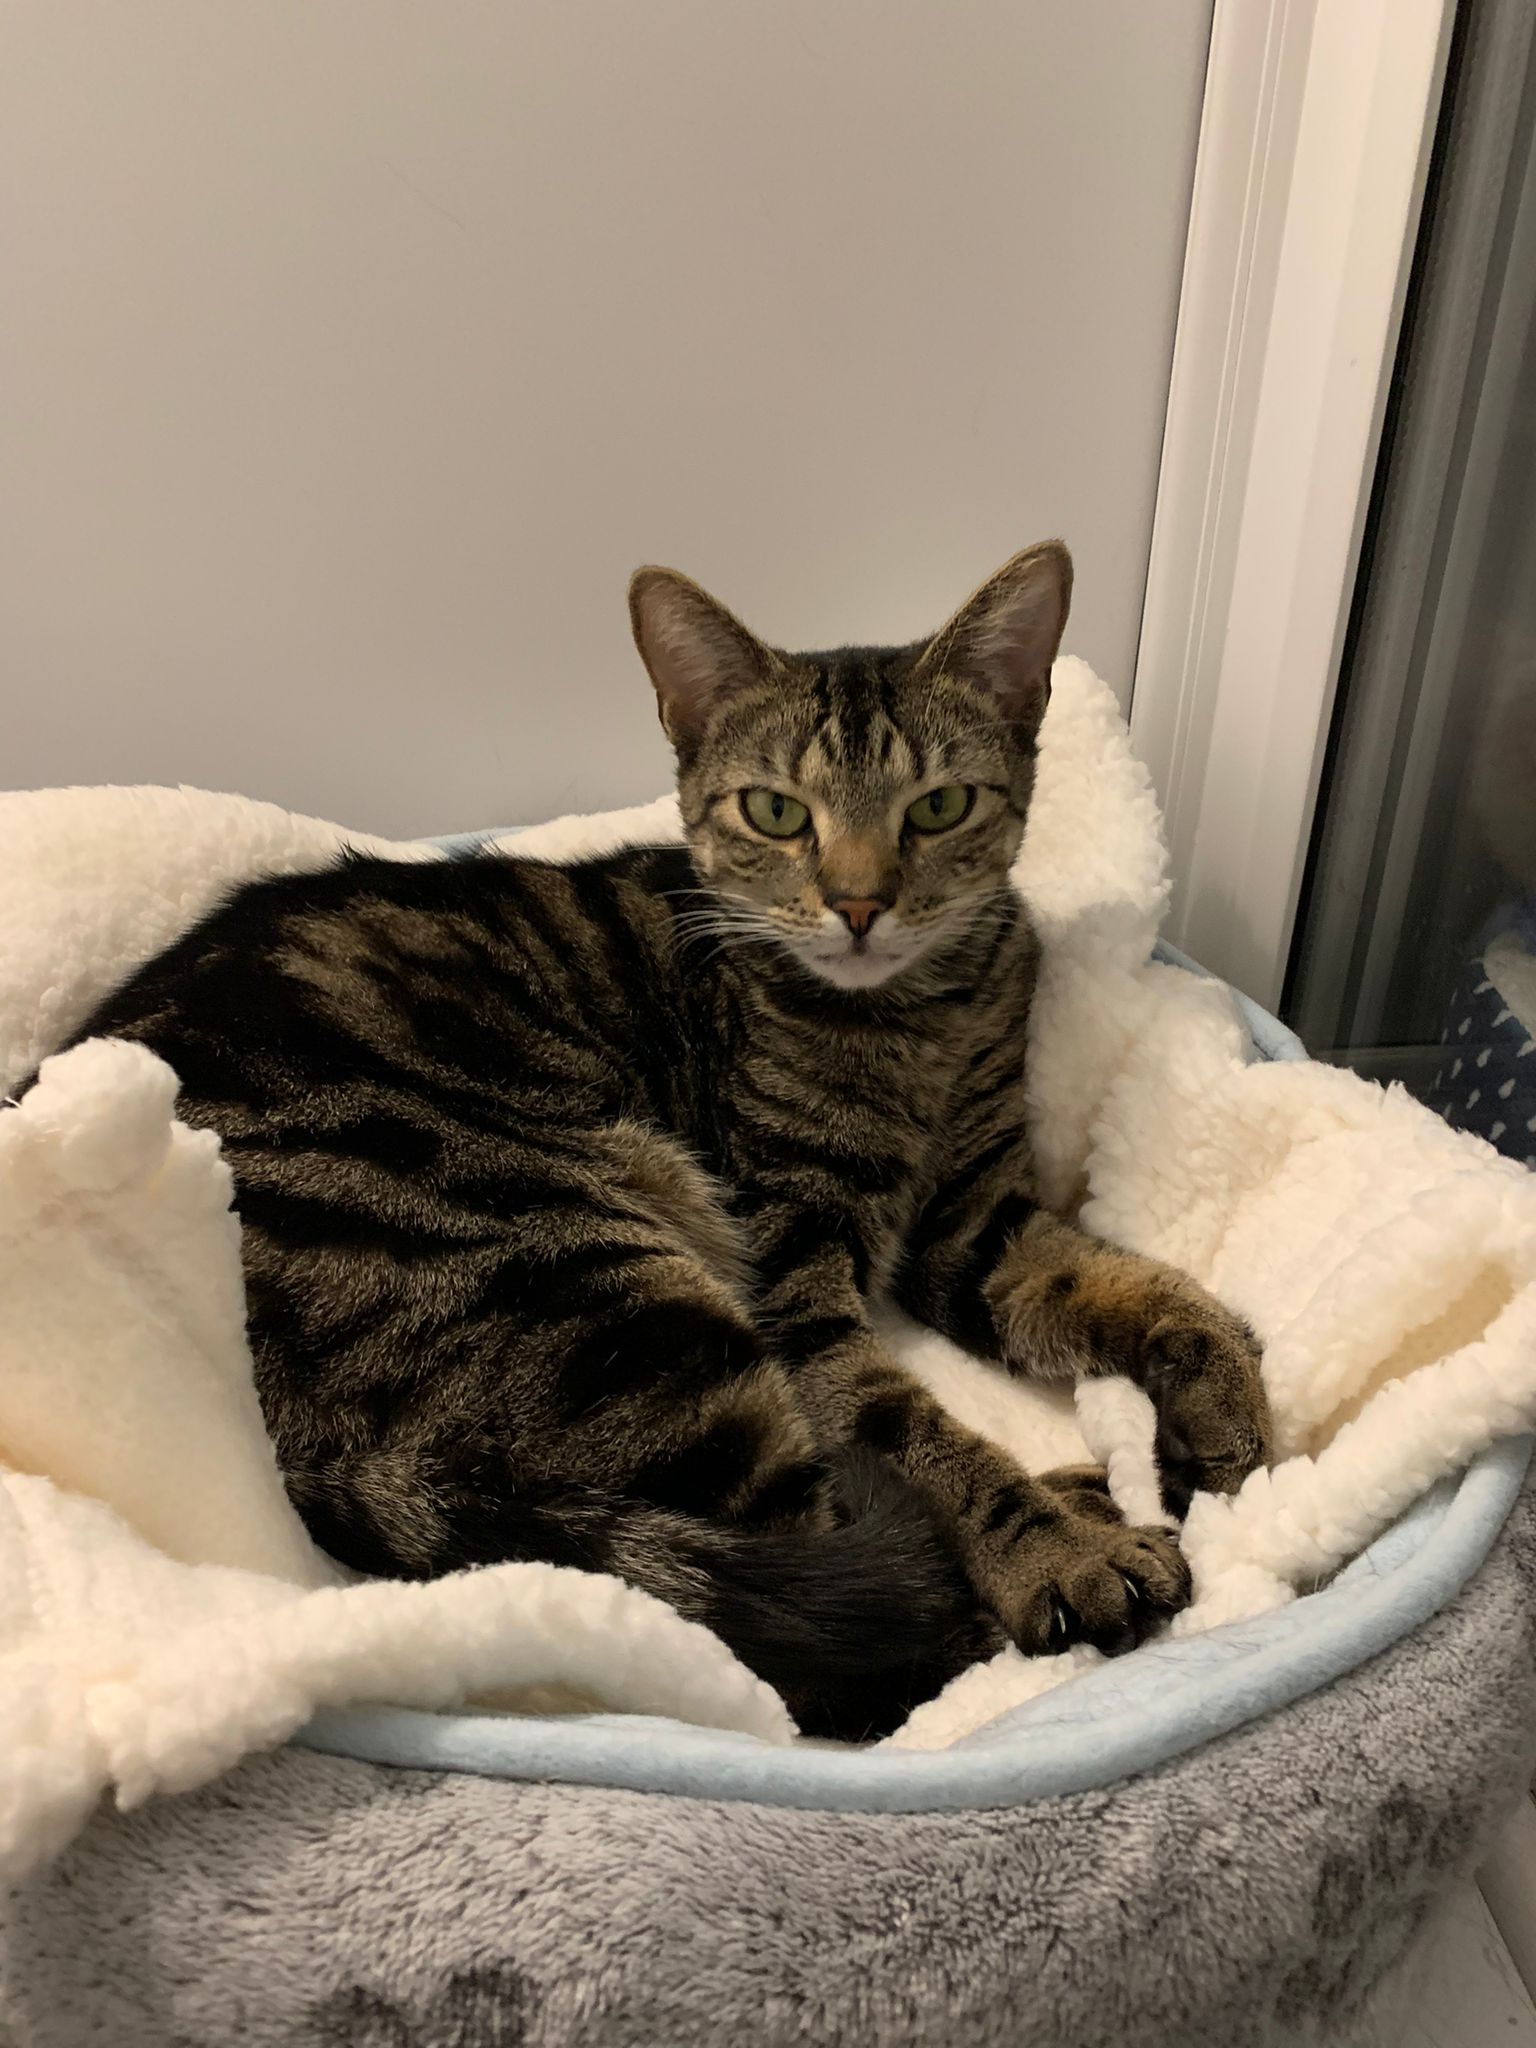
left=4, top=1484, right=1533, bottom=2048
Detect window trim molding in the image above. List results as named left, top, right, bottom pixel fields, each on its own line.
left=1130, top=0, right=1456, bottom=1013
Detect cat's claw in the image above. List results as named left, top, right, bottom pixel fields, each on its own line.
left=977, top=1514, right=1192, bottom=1659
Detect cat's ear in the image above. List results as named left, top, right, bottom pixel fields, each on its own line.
left=628, top=567, right=775, bottom=746
left=917, top=541, right=1073, bottom=737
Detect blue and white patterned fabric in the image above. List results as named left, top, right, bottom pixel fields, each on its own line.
left=1427, top=901, right=1536, bottom=1170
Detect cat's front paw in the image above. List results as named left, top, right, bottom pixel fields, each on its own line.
left=1003, top=1246, right=1272, bottom=1517
left=1142, top=1303, right=1271, bottom=1517
left=972, top=1496, right=1191, bottom=1657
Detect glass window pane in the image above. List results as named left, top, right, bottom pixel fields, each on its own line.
left=1285, top=1, right=1536, bottom=1172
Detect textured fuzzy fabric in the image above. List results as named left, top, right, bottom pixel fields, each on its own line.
left=5, top=1485, right=1533, bottom=2048
left=4, top=657, right=1536, bottom=1873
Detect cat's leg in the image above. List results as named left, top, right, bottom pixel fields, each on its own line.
left=747, top=1198, right=1189, bottom=1655
left=502, top=1117, right=830, bottom=1531
left=894, top=1152, right=1272, bottom=1518
left=257, top=1118, right=828, bottom=1574
left=266, top=1120, right=1003, bottom=1735
left=796, top=1326, right=1190, bottom=1655
left=985, top=1211, right=1269, bottom=1513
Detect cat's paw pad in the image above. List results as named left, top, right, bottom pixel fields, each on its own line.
left=994, top=1516, right=1191, bottom=1658
left=1142, top=1310, right=1271, bottom=1518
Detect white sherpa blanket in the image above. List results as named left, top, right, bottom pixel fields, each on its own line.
left=4, top=659, right=1536, bottom=1873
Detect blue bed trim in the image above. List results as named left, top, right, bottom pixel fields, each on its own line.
left=1153, top=938, right=1308, bottom=1065
left=298, top=1438, right=1530, bottom=1809
left=295, top=844, right=1525, bottom=1806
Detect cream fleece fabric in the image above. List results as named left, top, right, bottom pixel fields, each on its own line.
left=2, top=659, right=1534, bottom=1857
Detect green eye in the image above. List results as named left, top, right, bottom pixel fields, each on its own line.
left=742, top=788, right=810, bottom=838
left=906, top=784, right=974, bottom=834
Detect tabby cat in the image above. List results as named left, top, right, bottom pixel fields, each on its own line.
left=55, top=542, right=1271, bottom=1738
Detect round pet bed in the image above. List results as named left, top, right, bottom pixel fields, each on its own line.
left=4, top=952, right=1532, bottom=2048
left=5, top=1462, right=1532, bottom=2048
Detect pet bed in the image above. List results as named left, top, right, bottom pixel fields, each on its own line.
left=6, top=1449, right=1534, bottom=2047
left=2, top=661, right=1536, bottom=2045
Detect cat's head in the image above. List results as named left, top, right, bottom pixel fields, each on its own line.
left=628, top=542, right=1071, bottom=988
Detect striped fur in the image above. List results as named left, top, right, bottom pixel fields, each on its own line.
left=51, top=545, right=1270, bottom=1738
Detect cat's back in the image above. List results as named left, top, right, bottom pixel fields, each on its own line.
left=66, top=839, right=701, bottom=1110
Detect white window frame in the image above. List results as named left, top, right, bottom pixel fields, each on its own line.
left=1130, top=0, right=1456, bottom=1014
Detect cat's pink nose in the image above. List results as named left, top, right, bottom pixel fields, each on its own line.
left=829, top=897, right=885, bottom=939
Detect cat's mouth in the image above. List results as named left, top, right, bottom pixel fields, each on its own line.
left=793, top=915, right=929, bottom=989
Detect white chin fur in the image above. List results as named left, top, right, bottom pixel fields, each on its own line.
left=791, top=940, right=921, bottom=989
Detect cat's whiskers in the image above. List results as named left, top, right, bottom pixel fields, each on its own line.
left=670, top=903, right=791, bottom=966
left=669, top=906, right=778, bottom=937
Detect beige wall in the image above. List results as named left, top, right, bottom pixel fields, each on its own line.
left=1, top=1, right=1211, bottom=836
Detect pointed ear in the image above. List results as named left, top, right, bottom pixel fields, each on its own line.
left=628, top=567, right=775, bottom=746
left=918, top=541, right=1073, bottom=737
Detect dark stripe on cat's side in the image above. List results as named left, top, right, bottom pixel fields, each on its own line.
left=555, top=1298, right=764, bottom=1419
left=235, top=1185, right=500, bottom=1263
left=468, top=1240, right=650, bottom=1320
left=222, top=1112, right=444, bottom=1174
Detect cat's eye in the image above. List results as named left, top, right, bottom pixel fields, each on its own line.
left=905, top=784, right=975, bottom=834
left=741, top=788, right=810, bottom=838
